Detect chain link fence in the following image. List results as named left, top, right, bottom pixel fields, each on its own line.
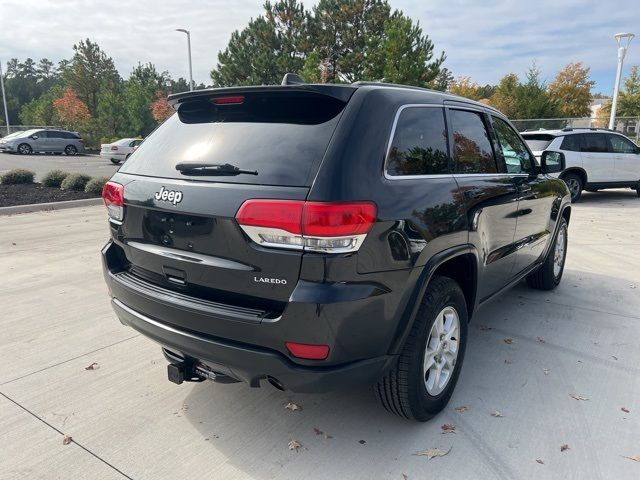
left=511, top=116, right=640, bottom=143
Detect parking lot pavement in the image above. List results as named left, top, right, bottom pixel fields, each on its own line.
left=1, top=190, right=639, bottom=480
left=0, top=152, right=119, bottom=181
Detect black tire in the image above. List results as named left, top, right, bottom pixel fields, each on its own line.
left=375, top=275, right=468, bottom=421
left=17, top=143, right=32, bottom=155
left=562, top=173, right=582, bottom=202
left=110, top=158, right=121, bottom=165
left=526, top=217, right=568, bottom=290
left=65, top=145, right=77, bottom=156
left=636, top=185, right=640, bottom=197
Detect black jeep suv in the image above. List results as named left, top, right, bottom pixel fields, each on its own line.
left=101, top=79, right=571, bottom=421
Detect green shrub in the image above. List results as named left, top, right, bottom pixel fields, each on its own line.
left=60, top=173, right=91, bottom=191
left=41, top=170, right=70, bottom=188
left=0, top=168, right=35, bottom=185
left=84, top=176, right=109, bottom=194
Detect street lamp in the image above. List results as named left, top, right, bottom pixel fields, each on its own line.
left=0, top=60, right=10, bottom=135
left=175, top=28, right=194, bottom=91
left=609, top=32, right=634, bottom=130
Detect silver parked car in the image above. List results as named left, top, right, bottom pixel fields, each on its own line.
left=0, top=129, right=85, bottom=155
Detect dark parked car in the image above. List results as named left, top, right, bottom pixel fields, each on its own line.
left=101, top=78, right=571, bottom=421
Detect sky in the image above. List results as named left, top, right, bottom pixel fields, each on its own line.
left=0, top=0, right=638, bottom=95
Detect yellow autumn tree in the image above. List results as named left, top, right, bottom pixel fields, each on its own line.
left=548, top=62, right=595, bottom=117
left=447, top=76, right=483, bottom=100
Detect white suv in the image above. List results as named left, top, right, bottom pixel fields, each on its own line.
left=521, top=128, right=640, bottom=202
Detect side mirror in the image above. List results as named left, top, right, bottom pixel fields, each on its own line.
left=540, top=151, right=565, bottom=174
left=30, top=135, right=38, bottom=140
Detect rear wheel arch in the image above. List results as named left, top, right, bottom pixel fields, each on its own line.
left=560, top=167, right=587, bottom=185
left=389, top=246, right=479, bottom=355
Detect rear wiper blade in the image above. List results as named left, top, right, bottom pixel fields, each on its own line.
left=175, top=162, right=258, bottom=176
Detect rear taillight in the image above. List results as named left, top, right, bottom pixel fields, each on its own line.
left=211, top=95, right=245, bottom=105
left=110, top=145, right=118, bottom=151
left=235, top=200, right=376, bottom=253
left=102, top=181, right=124, bottom=222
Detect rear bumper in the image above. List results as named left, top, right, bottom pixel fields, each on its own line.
left=111, top=297, right=394, bottom=392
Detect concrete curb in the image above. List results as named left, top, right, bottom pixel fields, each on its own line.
left=0, top=197, right=103, bottom=216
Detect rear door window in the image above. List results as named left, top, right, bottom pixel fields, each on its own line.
left=386, top=106, right=449, bottom=176
left=119, top=91, right=347, bottom=186
left=581, top=133, right=609, bottom=153
left=449, top=109, right=497, bottom=174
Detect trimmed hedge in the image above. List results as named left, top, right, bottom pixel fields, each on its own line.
left=84, top=176, right=109, bottom=194
left=1, top=168, right=35, bottom=185
left=41, top=170, right=70, bottom=188
left=60, top=173, right=91, bottom=191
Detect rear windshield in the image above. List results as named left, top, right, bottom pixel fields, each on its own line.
left=119, top=91, right=346, bottom=186
left=521, top=134, right=555, bottom=151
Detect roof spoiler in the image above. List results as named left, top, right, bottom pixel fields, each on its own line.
left=168, top=76, right=357, bottom=108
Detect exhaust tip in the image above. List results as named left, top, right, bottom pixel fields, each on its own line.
left=267, top=376, right=285, bottom=391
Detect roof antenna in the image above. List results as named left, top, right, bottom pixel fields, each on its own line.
left=281, top=73, right=305, bottom=85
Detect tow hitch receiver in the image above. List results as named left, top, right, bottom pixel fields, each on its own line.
left=167, top=362, right=206, bottom=385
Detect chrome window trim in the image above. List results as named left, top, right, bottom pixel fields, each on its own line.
left=384, top=104, right=449, bottom=180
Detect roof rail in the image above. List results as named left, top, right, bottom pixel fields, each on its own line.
left=281, top=73, right=305, bottom=85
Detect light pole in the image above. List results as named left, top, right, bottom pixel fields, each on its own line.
left=0, top=60, right=10, bottom=135
left=176, top=29, right=194, bottom=91
left=609, top=32, right=634, bottom=130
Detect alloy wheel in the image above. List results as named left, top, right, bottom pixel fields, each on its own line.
left=423, top=306, right=460, bottom=396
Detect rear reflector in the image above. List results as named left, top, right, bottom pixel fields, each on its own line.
left=102, top=181, right=124, bottom=222
left=212, top=95, right=245, bottom=105
left=110, top=145, right=118, bottom=151
left=235, top=200, right=376, bottom=253
left=285, top=342, right=330, bottom=360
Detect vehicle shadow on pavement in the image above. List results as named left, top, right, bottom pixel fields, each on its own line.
left=176, top=266, right=640, bottom=480
left=577, top=189, right=639, bottom=206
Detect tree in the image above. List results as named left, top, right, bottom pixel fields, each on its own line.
left=548, top=62, right=595, bottom=117
left=63, top=39, right=120, bottom=115
left=489, top=73, right=520, bottom=117
left=53, top=89, right=92, bottom=131
left=428, top=67, right=453, bottom=91
left=447, top=76, right=483, bottom=100
left=150, top=92, right=174, bottom=122
left=373, top=11, right=444, bottom=87
left=19, top=86, right=63, bottom=126
left=617, top=65, right=640, bottom=117
left=515, top=65, right=560, bottom=119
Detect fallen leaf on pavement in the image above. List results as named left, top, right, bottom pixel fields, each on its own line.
left=414, top=447, right=451, bottom=460
left=402, top=474, right=408, bottom=480
left=560, top=444, right=569, bottom=452
left=611, top=355, right=618, bottom=361
left=621, top=407, right=630, bottom=413
left=503, top=338, right=513, bottom=345
left=536, top=459, right=544, bottom=465
left=454, top=406, right=469, bottom=413
left=542, top=368, right=550, bottom=375
left=504, top=359, right=512, bottom=364
left=359, top=439, right=366, bottom=445
left=441, top=424, right=456, bottom=434
left=570, top=394, right=589, bottom=401
left=284, top=402, right=302, bottom=411
left=313, top=428, right=323, bottom=435
left=324, top=433, right=333, bottom=439
left=622, top=455, right=640, bottom=462
left=491, top=411, right=504, bottom=417
left=84, top=362, right=99, bottom=370
left=479, top=325, right=493, bottom=331
left=288, top=440, right=301, bottom=451
left=537, top=336, right=545, bottom=343
left=62, top=435, right=72, bottom=445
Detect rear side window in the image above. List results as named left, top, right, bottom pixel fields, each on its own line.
left=386, top=107, right=449, bottom=176
left=560, top=135, right=581, bottom=151
left=492, top=117, right=533, bottom=174
left=581, top=133, right=608, bottom=153
left=522, top=134, right=555, bottom=151
left=119, top=91, right=346, bottom=186
left=449, top=109, right=497, bottom=174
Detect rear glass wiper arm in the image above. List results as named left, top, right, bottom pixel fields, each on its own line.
left=175, top=162, right=258, bottom=176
